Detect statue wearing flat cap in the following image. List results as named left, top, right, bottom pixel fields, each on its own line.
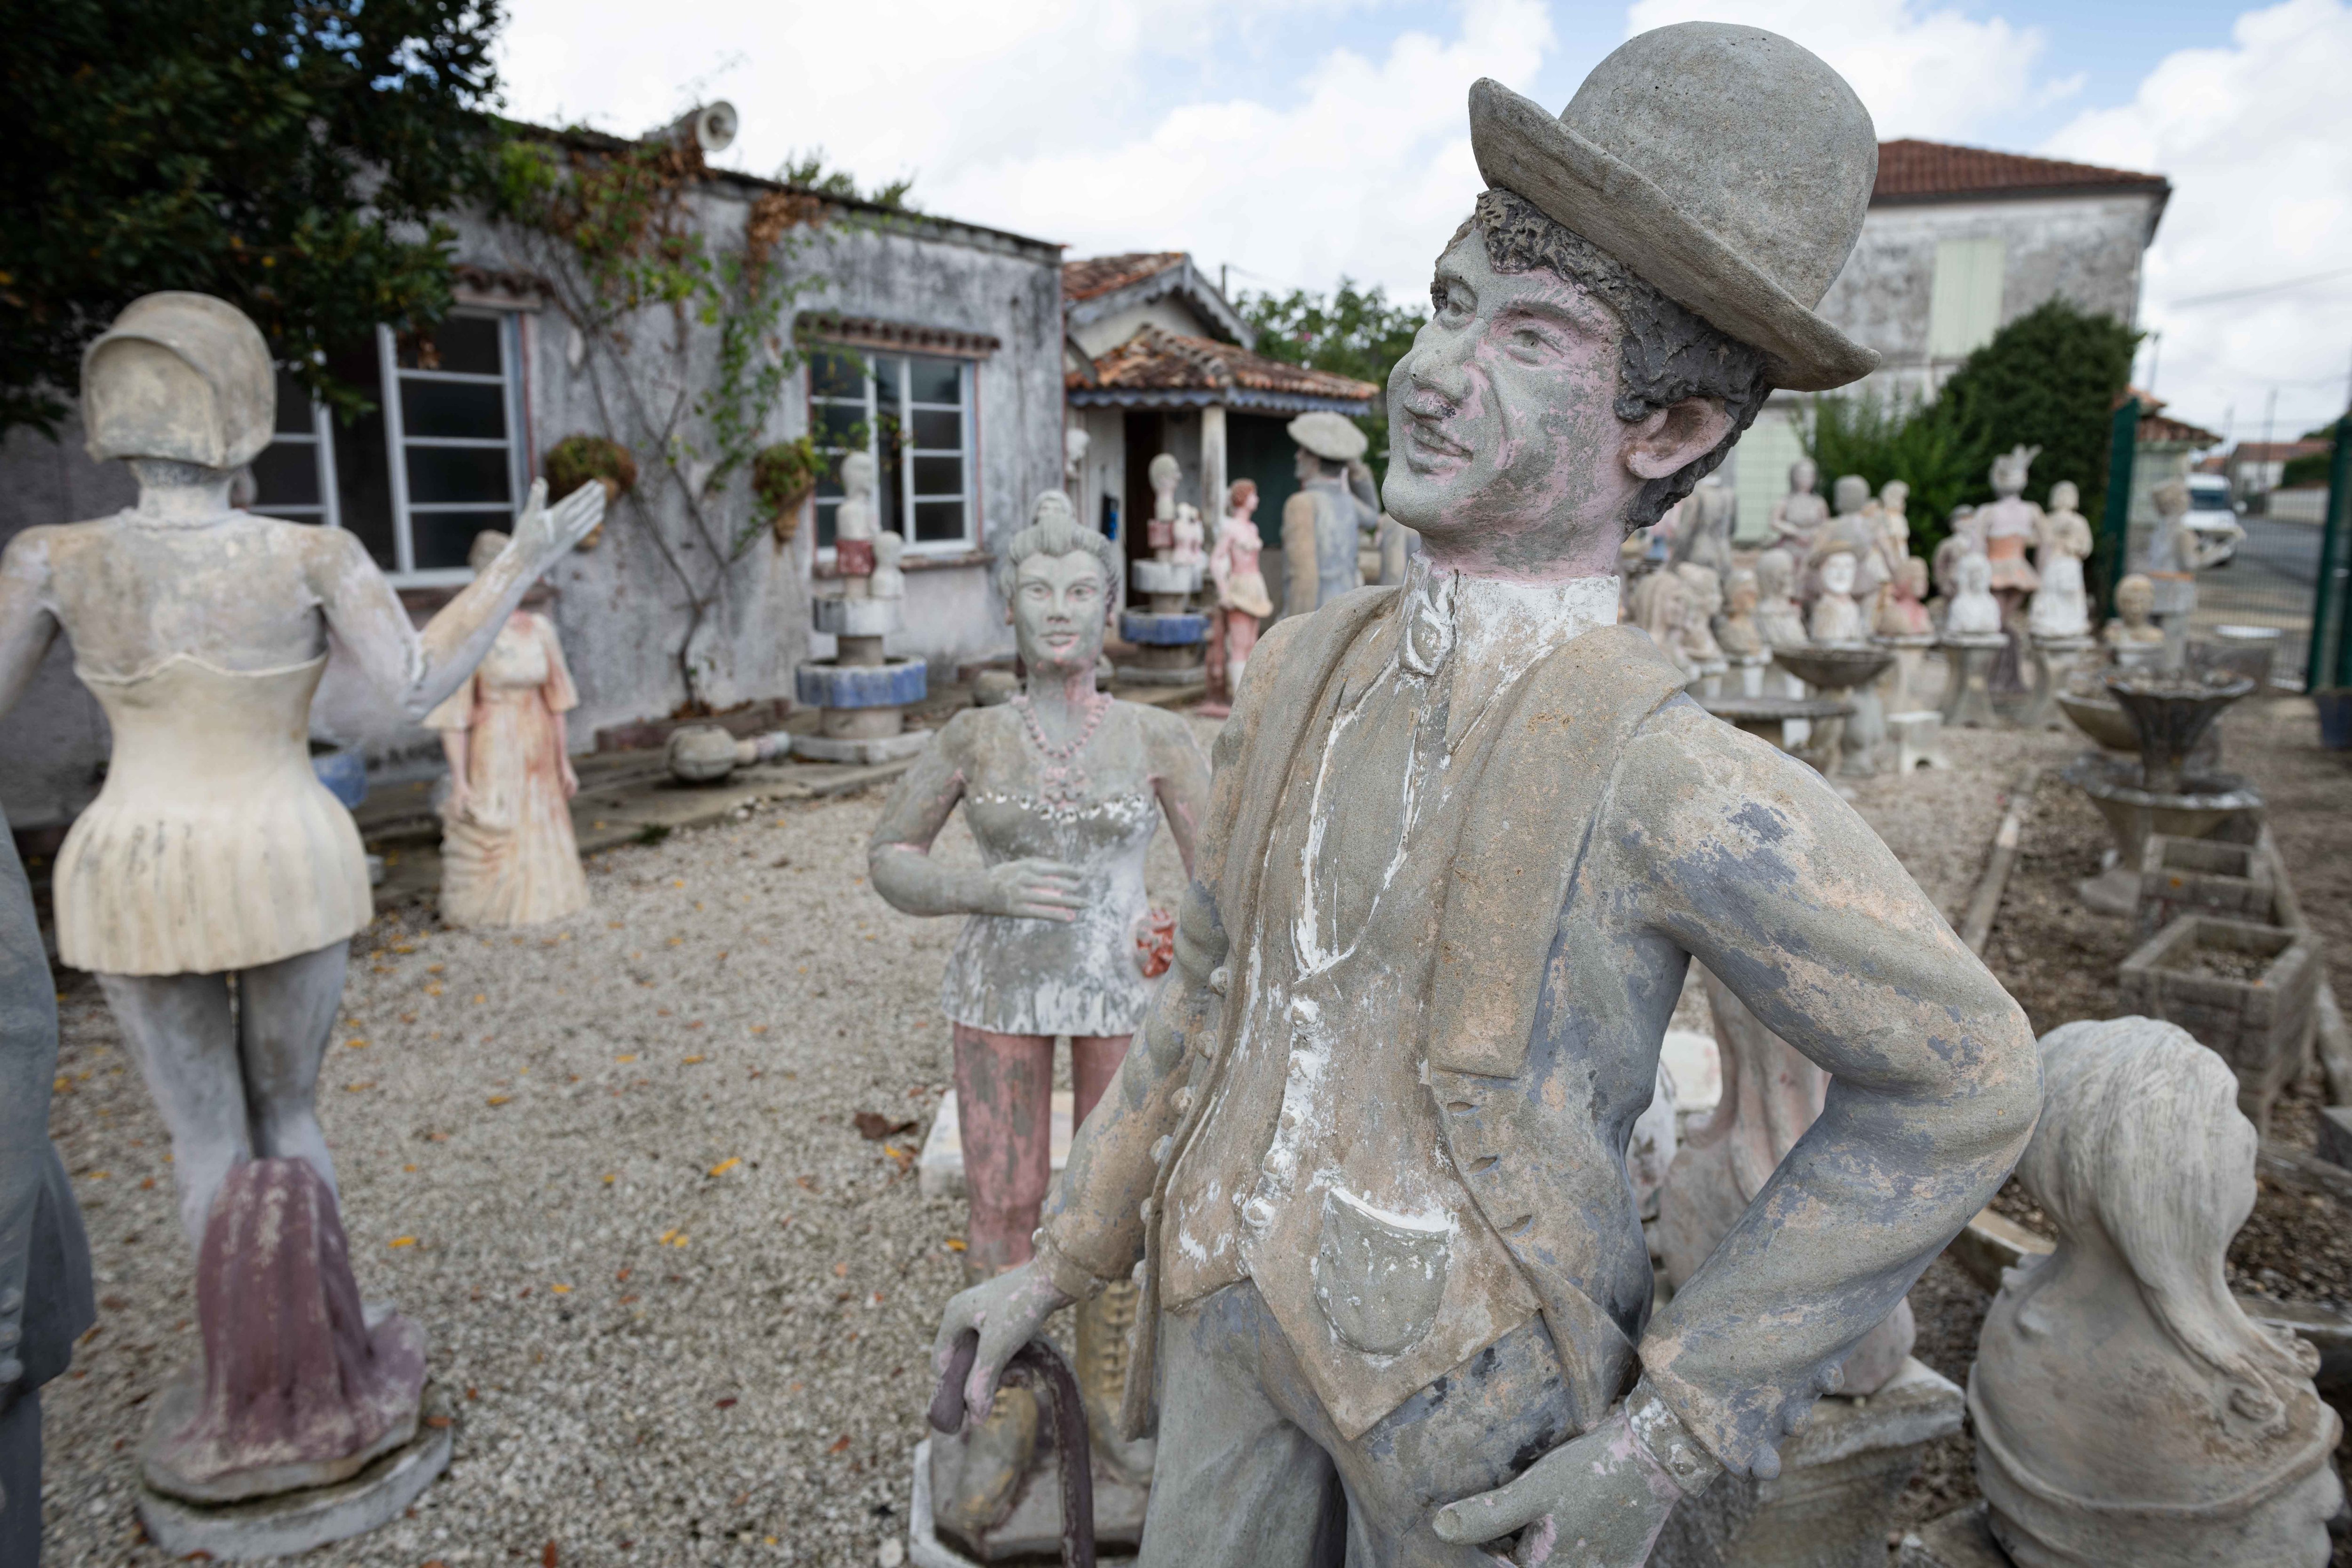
left=930, top=25, right=2038, bottom=1566
left=1281, top=411, right=1381, bottom=617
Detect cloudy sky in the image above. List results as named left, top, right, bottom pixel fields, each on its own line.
left=499, top=0, right=2352, bottom=441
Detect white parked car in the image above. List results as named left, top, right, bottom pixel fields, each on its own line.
left=2184, top=476, right=2241, bottom=567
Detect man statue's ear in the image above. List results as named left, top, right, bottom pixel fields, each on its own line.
left=1623, top=398, right=1733, bottom=482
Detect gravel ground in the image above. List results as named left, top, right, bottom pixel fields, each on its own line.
left=38, top=724, right=1204, bottom=1568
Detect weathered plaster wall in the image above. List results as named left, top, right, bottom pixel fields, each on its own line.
left=1816, top=191, right=2160, bottom=403
left=0, top=182, right=1061, bottom=830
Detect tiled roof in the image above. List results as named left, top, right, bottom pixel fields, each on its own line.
left=1075, top=326, right=1378, bottom=404
left=2226, top=440, right=2331, bottom=462
left=1874, top=140, right=2168, bottom=203
left=2140, top=412, right=2222, bottom=448
left=1062, top=253, right=1187, bottom=303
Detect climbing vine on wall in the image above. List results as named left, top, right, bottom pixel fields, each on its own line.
left=489, top=127, right=835, bottom=708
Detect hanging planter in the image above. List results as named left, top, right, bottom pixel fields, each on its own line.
left=752, top=436, right=823, bottom=543
left=543, top=434, right=639, bottom=550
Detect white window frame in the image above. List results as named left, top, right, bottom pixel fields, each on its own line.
left=809, top=347, right=979, bottom=561
left=252, top=308, right=529, bottom=587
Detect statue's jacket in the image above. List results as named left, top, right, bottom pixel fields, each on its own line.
left=1038, top=567, right=2040, bottom=1477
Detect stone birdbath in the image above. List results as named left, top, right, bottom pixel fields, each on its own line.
left=2065, top=669, right=2263, bottom=914
left=1770, top=644, right=1897, bottom=777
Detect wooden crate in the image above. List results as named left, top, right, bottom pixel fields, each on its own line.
left=2119, top=915, right=2320, bottom=1131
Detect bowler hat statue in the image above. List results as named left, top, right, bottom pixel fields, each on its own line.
left=1469, top=22, right=1879, bottom=390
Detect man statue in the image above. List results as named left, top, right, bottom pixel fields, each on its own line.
left=1280, top=411, right=1380, bottom=616
left=930, top=24, right=2039, bottom=1566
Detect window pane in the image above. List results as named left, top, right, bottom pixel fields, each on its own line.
left=814, top=404, right=867, bottom=448
left=272, top=370, right=314, bottom=436
left=913, top=500, right=965, bottom=544
left=910, top=408, right=961, bottom=449
left=876, top=440, right=903, bottom=537
left=411, top=509, right=510, bottom=572
left=400, top=377, right=507, bottom=439
left=398, top=314, right=502, bottom=375
left=325, top=334, right=397, bottom=570
left=406, top=445, right=513, bottom=505
left=251, top=439, right=321, bottom=508
left=815, top=497, right=839, bottom=551
left=906, top=355, right=961, bottom=406
left=912, top=455, right=963, bottom=497
left=810, top=350, right=866, bottom=400
left=871, top=355, right=906, bottom=410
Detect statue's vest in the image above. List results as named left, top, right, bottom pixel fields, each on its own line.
left=1305, top=481, right=1365, bottom=609
left=1120, top=586, right=1691, bottom=1436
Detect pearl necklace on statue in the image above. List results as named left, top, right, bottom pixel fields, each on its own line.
left=1013, top=691, right=1109, bottom=811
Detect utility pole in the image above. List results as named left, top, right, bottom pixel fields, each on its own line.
left=2145, top=330, right=2163, bottom=397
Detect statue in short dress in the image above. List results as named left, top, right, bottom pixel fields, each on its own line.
left=870, top=493, right=1209, bottom=1528
left=1203, top=480, right=1276, bottom=715
left=2026, top=480, right=2094, bottom=640
left=1972, top=1017, right=2341, bottom=1567
left=929, top=29, right=2037, bottom=1565
left=0, top=293, right=601, bottom=1504
left=426, top=530, right=592, bottom=928
left=1769, top=457, right=1830, bottom=556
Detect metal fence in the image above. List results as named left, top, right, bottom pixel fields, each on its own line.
left=2101, top=401, right=2339, bottom=689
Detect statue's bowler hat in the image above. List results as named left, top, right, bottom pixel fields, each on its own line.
left=1470, top=23, right=1879, bottom=391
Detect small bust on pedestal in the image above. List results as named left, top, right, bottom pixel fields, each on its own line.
left=1971, top=1017, right=2342, bottom=1568
left=1944, top=551, right=2002, bottom=637
left=2104, top=573, right=2169, bottom=669
left=1877, top=555, right=1932, bottom=637
left=1755, top=547, right=1809, bottom=649
left=1807, top=544, right=1865, bottom=645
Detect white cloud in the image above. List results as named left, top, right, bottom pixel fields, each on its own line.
left=2043, top=0, right=2352, bottom=434
left=1621, top=0, right=2049, bottom=143
left=927, top=0, right=1555, bottom=299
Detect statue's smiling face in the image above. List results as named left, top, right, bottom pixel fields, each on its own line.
left=1383, top=237, right=1633, bottom=576
left=1011, top=551, right=1108, bottom=674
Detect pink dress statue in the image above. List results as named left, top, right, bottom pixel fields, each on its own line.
left=426, top=560, right=590, bottom=927
left=1201, top=479, right=1275, bottom=717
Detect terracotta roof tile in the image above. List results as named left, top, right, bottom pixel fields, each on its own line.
left=1074, top=326, right=1378, bottom=404
left=1874, top=139, right=2167, bottom=203
left=1062, top=253, right=1187, bottom=303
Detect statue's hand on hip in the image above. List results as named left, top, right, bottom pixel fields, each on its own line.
left=1430, top=1405, right=1687, bottom=1566
left=979, top=858, right=1084, bottom=923
left=511, top=478, right=609, bottom=568
left=930, top=1262, right=1072, bottom=1425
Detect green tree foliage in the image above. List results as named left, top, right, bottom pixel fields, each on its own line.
left=1934, top=298, right=2141, bottom=524
left=2281, top=424, right=2338, bottom=490
left=1803, top=299, right=2139, bottom=555
left=1238, top=280, right=1426, bottom=478
left=776, top=149, right=916, bottom=211
left=0, top=0, right=505, bottom=437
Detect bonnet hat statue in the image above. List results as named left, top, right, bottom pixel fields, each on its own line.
left=931, top=26, right=2035, bottom=1568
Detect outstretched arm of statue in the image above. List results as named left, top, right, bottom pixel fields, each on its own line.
left=1140, top=707, right=1211, bottom=876
left=0, top=531, right=61, bottom=722
left=312, top=478, right=606, bottom=721
left=866, top=713, right=1084, bottom=922
left=1621, top=701, right=2040, bottom=1477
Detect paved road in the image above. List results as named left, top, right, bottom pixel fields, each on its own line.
left=2195, top=514, right=2325, bottom=678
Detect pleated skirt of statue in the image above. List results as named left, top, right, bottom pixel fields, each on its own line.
left=55, top=654, right=373, bottom=976
left=437, top=689, right=589, bottom=927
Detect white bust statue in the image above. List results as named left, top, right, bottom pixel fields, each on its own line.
left=1063, top=426, right=1090, bottom=492
left=1807, top=547, right=1864, bottom=644
left=1973, top=1017, right=2343, bottom=1568
left=1944, top=549, right=2002, bottom=637
left=1754, top=546, right=1809, bottom=649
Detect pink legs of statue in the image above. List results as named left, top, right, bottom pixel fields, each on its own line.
left=950, top=1028, right=1129, bottom=1275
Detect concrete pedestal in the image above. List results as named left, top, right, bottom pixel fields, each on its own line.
left=136, top=1384, right=453, bottom=1562
left=2022, top=635, right=2095, bottom=730
left=1130, top=559, right=1202, bottom=597
left=1939, top=635, right=2007, bottom=729
left=1651, top=1358, right=1963, bottom=1568
left=792, top=654, right=930, bottom=764
left=1888, top=712, right=1950, bottom=773
left=1117, top=609, right=1208, bottom=687
left=1877, top=634, right=1938, bottom=712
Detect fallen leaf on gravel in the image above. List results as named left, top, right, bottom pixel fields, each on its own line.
left=345, top=1039, right=367, bottom=1050
left=708, top=1157, right=741, bottom=1178
left=389, top=1237, right=417, bottom=1249
left=543, top=1542, right=559, bottom=1568
left=140, top=1178, right=155, bottom=1190
left=424, top=1414, right=453, bottom=1429
left=828, top=1435, right=851, bottom=1454
left=344, top=1082, right=374, bottom=1092
left=750, top=1024, right=769, bottom=1035
left=854, top=1112, right=917, bottom=1140
left=682, top=1055, right=706, bottom=1065
left=884, top=1146, right=914, bottom=1170
left=473, top=993, right=487, bottom=1004
left=715, top=1397, right=738, bottom=1409
left=551, top=1284, right=572, bottom=1295
left=603, top=1173, right=617, bottom=1185
left=615, top=1054, right=637, bottom=1063
left=616, top=1267, right=631, bottom=1282
left=944, top=1238, right=966, bottom=1252
left=486, top=1095, right=511, bottom=1106
left=833, top=1261, right=849, bottom=1277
